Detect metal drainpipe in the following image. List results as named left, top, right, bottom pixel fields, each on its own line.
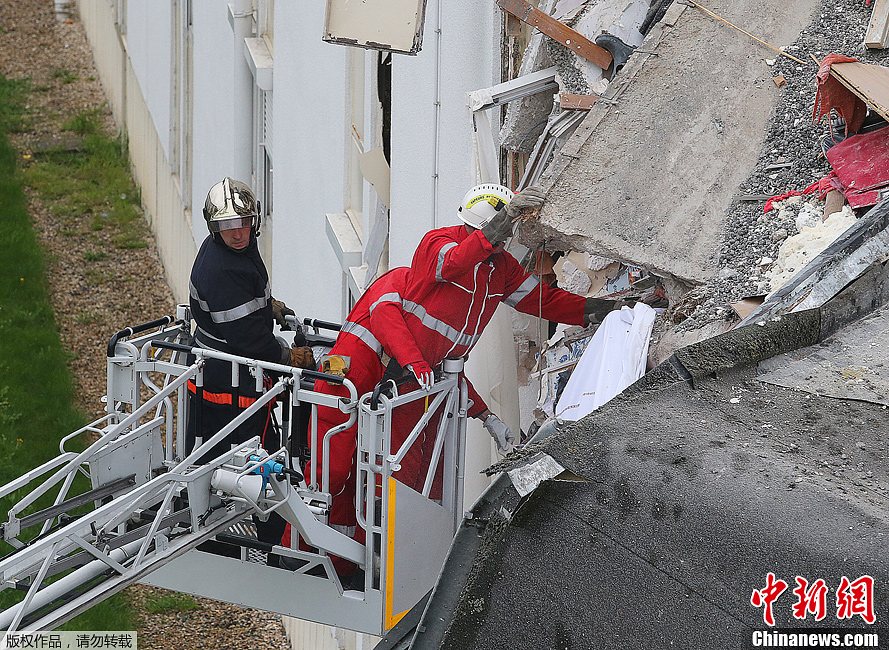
left=230, top=0, right=254, bottom=185
left=431, top=0, right=443, bottom=229
left=53, top=0, right=72, bottom=22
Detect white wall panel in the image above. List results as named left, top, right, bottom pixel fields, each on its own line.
left=125, top=0, right=173, bottom=161
left=77, top=1, right=125, bottom=128
left=389, top=0, right=498, bottom=268
left=190, top=0, right=238, bottom=248
left=269, top=1, right=347, bottom=322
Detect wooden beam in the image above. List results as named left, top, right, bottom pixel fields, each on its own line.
left=830, top=61, right=889, bottom=123
left=496, top=0, right=613, bottom=70
left=558, top=92, right=599, bottom=110
left=865, top=0, right=889, bottom=49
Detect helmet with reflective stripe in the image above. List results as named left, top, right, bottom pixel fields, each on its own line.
left=203, top=177, right=261, bottom=237
left=457, top=184, right=514, bottom=229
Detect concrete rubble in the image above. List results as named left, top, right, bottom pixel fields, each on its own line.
left=501, top=0, right=889, bottom=369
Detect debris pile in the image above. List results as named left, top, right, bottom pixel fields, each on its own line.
left=499, top=0, right=656, bottom=158
left=676, top=0, right=889, bottom=330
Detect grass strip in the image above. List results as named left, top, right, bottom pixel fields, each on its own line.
left=0, top=73, right=133, bottom=632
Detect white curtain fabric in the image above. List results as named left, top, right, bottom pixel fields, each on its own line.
left=556, top=303, right=656, bottom=421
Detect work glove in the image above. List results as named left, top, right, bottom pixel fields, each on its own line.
left=481, top=185, right=546, bottom=247
left=289, top=345, right=316, bottom=369
left=481, top=205, right=514, bottom=248
left=584, top=297, right=635, bottom=326
left=271, top=299, right=295, bottom=329
left=506, top=185, right=546, bottom=220
left=407, top=361, right=434, bottom=391
left=483, top=413, right=516, bottom=452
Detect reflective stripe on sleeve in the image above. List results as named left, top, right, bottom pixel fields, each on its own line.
left=435, top=242, right=458, bottom=282
left=369, top=292, right=403, bottom=315
left=401, top=299, right=481, bottom=350
left=504, top=275, right=540, bottom=307
left=341, top=321, right=383, bottom=356
left=189, top=279, right=211, bottom=312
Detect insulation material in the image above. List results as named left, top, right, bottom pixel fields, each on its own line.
left=554, top=0, right=589, bottom=20
left=549, top=0, right=650, bottom=95
left=555, top=303, right=656, bottom=420
left=558, top=257, right=595, bottom=294
left=767, top=205, right=858, bottom=293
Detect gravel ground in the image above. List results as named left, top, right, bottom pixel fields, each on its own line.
left=675, top=0, right=889, bottom=330
left=0, top=2, right=289, bottom=648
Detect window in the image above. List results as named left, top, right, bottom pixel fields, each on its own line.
left=253, top=87, right=273, bottom=255
left=243, top=1, right=275, bottom=261
left=328, top=51, right=392, bottom=316
left=171, top=0, right=193, bottom=209
left=258, top=0, right=274, bottom=52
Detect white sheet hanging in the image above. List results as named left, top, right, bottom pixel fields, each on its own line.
left=555, top=303, right=656, bottom=421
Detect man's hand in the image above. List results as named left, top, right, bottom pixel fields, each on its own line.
left=482, top=413, right=516, bottom=451
left=271, top=299, right=295, bottom=329
left=481, top=185, right=546, bottom=247
left=289, top=346, right=315, bottom=369
left=584, top=297, right=636, bottom=326
left=407, top=361, right=434, bottom=390
left=505, top=185, right=545, bottom=220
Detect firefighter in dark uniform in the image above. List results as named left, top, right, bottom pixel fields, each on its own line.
left=187, top=177, right=313, bottom=550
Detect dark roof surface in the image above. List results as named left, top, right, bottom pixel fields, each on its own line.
left=393, top=298, right=889, bottom=649
left=435, top=366, right=888, bottom=649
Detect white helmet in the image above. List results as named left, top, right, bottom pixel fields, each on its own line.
left=457, top=184, right=514, bottom=229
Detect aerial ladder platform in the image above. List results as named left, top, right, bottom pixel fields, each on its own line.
left=0, top=307, right=468, bottom=635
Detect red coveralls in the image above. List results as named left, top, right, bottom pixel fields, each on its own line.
left=286, top=225, right=585, bottom=568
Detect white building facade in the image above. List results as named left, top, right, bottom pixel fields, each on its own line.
left=77, top=1, right=511, bottom=647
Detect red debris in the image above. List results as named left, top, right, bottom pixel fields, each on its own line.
left=826, top=124, right=889, bottom=208
left=764, top=190, right=803, bottom=213
left=763, top=181, right=837, bottom=213
left=813, top=54, right=868, bottom=136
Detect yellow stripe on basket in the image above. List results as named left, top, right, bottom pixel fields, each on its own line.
left=384, top=477, right=410, bottom=630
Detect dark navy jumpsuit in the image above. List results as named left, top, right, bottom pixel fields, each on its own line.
left=187, top=234, right=289, bottom=547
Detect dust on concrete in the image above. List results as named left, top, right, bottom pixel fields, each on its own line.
left=677, top=0, right=889, bottom=330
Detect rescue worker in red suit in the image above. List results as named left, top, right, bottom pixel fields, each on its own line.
left=285, top=184, right=626, bottom=575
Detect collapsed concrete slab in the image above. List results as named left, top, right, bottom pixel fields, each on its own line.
left=527, top=0, right=820, bottom=284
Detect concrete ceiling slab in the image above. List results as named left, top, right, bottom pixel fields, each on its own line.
left=532, top=0, right=821, bottom=284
